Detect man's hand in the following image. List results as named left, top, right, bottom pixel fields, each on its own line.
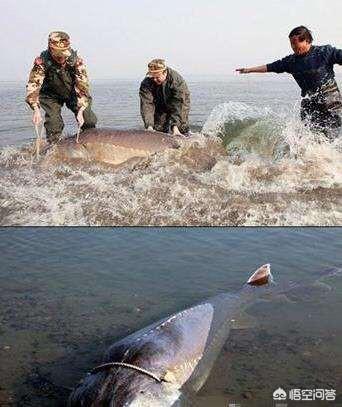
left=32, top=107, right=42, bottom=125
left=77, top=107, right=86, bottom=128
left=172, top=126, right=183, bottom=136
left=146, top=125, right=154, bottom=132
left=236, top=68, right=249, bottom=74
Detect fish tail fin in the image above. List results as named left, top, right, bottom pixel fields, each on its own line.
left=241, top=264, right=342, bottom=305
left=313, top=266, right=342, bottom=281
left=246, top=263, right=273, bottom=286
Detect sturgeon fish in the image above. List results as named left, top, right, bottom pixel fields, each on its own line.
left=68, top=264, right=274, bottom=406
left=45, top=128, right=181, bottom=166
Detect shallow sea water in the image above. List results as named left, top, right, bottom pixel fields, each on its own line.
left=0, top=76, right=341, bottom=226
left=0, top=228, right=341, bottom=406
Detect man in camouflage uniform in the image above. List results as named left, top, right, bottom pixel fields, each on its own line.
left=139, top=59, right=190, bottom=136
left=26, top=31, right=97, bottom=143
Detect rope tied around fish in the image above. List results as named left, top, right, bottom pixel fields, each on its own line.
left=89, top=362, right=168, bottom=383
left=76, top=125, right=81, bottom=143
left=33, top=123, right=45, bottom=159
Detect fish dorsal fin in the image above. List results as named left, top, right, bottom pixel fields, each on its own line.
left=247, top=264, right=272, bottom=286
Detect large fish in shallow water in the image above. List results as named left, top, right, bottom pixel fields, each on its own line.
left=68, top=264, right=275, bottom=406
left=45, top=128, right=181, bottom=166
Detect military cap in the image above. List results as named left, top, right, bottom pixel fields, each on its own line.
left=147, top=59, right=167, bottom=76
left=48, top=31, right=71, bottom=57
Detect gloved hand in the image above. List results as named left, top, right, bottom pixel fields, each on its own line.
left=172, top=126, right=183, bottom=136
left=32, top=107, right=42, bottom=125
left=77, top=106, right=86, bottom=128
left=146, top=126, right=154, bottom=132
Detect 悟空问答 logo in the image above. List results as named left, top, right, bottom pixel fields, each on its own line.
left=273, top=388, right=287, bottom=401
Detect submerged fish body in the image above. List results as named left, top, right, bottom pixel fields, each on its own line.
left=46, top=128, right=181, bottom=166
left=69, top=265, right=272, bottom=406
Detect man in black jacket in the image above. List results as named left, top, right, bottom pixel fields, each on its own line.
left=139, top=59, right=190, bottom=136
left=236, top=26, right=342, bottom=138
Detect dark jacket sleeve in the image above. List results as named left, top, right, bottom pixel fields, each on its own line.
left=329, top=45, right=342, bottom=65
left=267, top=55, right=292, bottom=73
left=168, top=76, right=187, bottom=128
left=139, top=79, right=155, bottom=128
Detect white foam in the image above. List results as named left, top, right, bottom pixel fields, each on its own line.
left=202, top=101, right=273, bottom=136
left=0, top=106, right=341, bottom=226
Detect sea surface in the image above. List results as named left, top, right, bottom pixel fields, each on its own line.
left=0, top=76, right=341, bottom=226
left=0, top=228, right=341, bottom=406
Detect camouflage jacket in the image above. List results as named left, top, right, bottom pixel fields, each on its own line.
left=139, top=67, right=190, bottom=128
left=26, top=49, right=91, bottom=110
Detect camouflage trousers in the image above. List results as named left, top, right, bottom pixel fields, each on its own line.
left=40, top=94, right=97, bottom=143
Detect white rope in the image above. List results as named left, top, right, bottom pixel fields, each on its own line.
left=90, top=362, right=164, bottom=383
left=245, top=72, right=252, bottom=101
left=34, top=123, right=44, bottom=159
left=76, top=125, right=81, bottom=143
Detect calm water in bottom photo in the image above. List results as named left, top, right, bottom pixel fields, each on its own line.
left=0, top=228, right=341, bottom=407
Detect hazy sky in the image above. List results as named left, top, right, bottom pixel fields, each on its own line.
left=1, top=0, right=342, bottom=80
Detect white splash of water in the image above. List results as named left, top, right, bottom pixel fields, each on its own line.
left=0, top=102, right=341, bottom=226
left=202, top=101, right=273, bottom=136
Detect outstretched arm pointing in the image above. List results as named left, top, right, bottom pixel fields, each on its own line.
left=236, top=65, right=268, bottom=74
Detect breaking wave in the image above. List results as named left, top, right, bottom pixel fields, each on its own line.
left=0, top=102, right=341, bottom=225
